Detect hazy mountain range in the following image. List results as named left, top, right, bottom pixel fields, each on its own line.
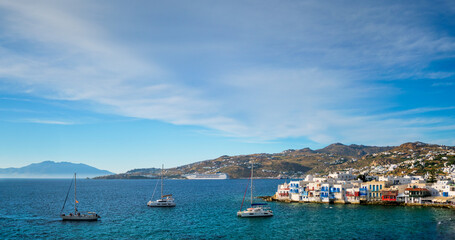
left=0, top=161, right=114, bottom=178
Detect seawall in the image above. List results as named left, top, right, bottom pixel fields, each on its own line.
left=258, top=195, right=455, bottom=209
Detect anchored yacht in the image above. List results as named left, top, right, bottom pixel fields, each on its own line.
left=237, top=162, right=273, bottom=218
left=60, top=173, right=100, bottom=221
left=147, top=164, right=176, bottom=207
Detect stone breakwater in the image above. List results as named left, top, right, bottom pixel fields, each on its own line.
left=258, top=195, right=455, bottom=209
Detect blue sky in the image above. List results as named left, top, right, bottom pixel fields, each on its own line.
left=0, top=0, right=455, bottom=173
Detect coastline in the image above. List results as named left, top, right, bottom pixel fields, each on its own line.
left=259, top=195, right=455, bottom=209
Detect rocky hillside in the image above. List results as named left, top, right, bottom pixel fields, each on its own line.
left=94, top=142, right=455, bottom=179
left=316, top=143, right=393, bottom=158
left=95, top=143, right=395, bottom=179
left=357, top=142, right=455, bottom=176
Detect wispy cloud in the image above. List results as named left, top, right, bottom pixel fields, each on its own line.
left=0, top=0, right=455, bottom=145
left=23, top=119, right=75, bottom=125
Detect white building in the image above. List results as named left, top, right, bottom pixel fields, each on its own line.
left=328, top=171, right=356, bottom=181
left=307, top=182, right=322, bottom=202
left=345, top=187, right=360, bottom=203
left=288, top=181, right=301, bottom=201
left=276, top=182, right=290, bottom=200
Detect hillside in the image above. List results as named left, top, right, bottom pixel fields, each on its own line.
left=95, top=143, right=395, bottom=179
left=356, top=142, right=455, bottom=176
left=95, top=142, right=455, bottom=179
left=0, top=161, right=114, bottom=178
left=316, top=143, right=393, bottom=158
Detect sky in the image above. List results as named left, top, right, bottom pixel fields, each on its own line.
left=0, top=0, right=455, bottom=173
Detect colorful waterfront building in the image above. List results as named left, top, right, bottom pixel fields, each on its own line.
left=389, top=184, right=408, bottom=202
left=404, top=187, right=431, bottom=204
left=345, top=187, right=360, bottom=203
left=333, top=183, right=351, bottom=203
left=289, top=181, right=301, bottom=201
left=276, top=182, right=290, bottom=200
left=359, top=185, right=368, bottom=202
left=299, top=184, right=309, bottom=202
left=307, top=181, right=322, bottom=202
left=363, top=180, right=388, bottom=201
left=432, top=180, right=455, bottom=197
left=381, top=189, right=398, bottom=202
left=321, top=183, right=334, bottom=203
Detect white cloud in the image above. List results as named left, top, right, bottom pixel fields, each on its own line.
left=0, top=0, right=455, bottom=146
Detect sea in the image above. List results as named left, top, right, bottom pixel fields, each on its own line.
left=1, top=179, right=455, bottom=240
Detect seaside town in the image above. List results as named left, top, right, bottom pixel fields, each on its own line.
left=274, top=172, right=455, bottom=206
left=272, top=144, right=455, bottom=207
left=273, top=143, right=455, bottom=207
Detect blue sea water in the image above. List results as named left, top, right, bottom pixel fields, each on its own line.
left=1, top=179, right=455, bottom=239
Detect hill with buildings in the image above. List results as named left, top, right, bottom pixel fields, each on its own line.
left=94, top=142, right=455, bottom=179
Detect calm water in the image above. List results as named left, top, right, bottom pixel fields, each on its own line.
left=1, top=179, right=455, bottom=239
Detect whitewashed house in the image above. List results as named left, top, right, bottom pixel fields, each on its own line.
left=288, top=180, right=301, bottom=201
left=276, top=182, right=290, bottom=200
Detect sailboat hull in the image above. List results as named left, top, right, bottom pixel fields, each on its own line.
left=60, top=173, right=101, bottom=221
left=147, top=200, right=176, bottom=207
left=61, top=214, right=100, bottom=221
left=237, top=162, right=274, bottom=218
left=147, top=165, right=177, bottom=207
left=237, top=208, right=274, bottom=218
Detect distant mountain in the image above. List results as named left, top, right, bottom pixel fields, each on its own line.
left=0, top=161, right=114, bottom=178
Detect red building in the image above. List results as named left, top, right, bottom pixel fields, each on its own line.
left=381, top=189, right=398, bottom=202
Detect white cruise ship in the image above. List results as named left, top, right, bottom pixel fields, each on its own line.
left=185, top=173, right=228, bottom=180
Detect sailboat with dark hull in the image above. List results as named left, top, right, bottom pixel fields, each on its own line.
left=60, top=173, right=100, bottom=221
left=147, top=165, right=176, bottom=207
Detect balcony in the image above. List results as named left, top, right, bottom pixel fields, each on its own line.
left=346, top=192, right=360, bottom=197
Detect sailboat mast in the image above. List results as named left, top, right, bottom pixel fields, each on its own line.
left=251, top=162, right=253, bottom=205
left=74, top=173, right=77, bottom=214
left=161, top=164, right=163, bottom=198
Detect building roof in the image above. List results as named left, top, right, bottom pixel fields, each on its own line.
left=405, top=188, right=429, bottom=191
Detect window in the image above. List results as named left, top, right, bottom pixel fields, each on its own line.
left=380, top=185, right=382, bottom=190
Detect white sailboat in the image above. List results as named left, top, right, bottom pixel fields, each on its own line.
left=237, top=162, right=273, bottom=218
left=147, top=164, right=176, bottom=207
left=60, top=173, right=100, bottom=221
